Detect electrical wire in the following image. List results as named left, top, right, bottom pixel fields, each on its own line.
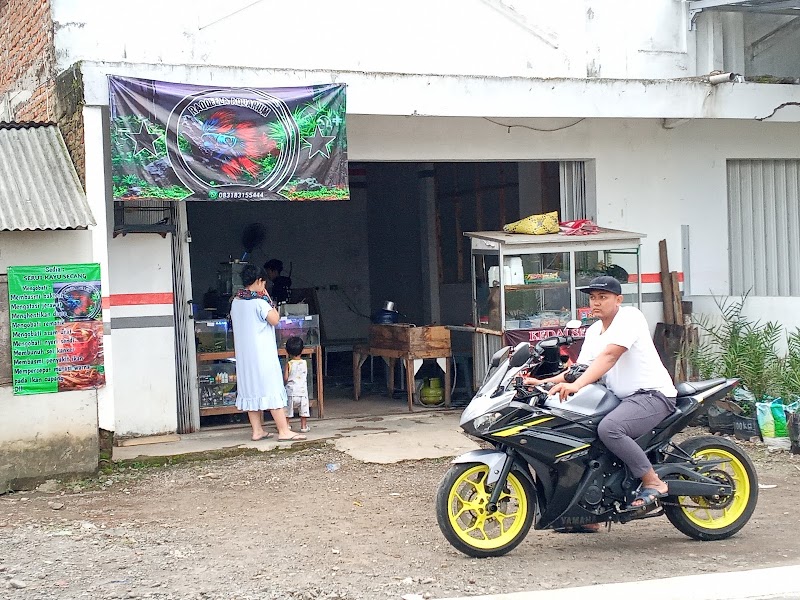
left=483, top=117, right=585, bottom=133
left=334, top=287, right=372, bottom=321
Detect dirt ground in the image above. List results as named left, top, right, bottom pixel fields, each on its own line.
left=2, top=430, right=800, bottom=600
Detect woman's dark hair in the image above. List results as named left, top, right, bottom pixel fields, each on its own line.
left=285, top=336, right=304, bottom=357
left=240, top=264, right=269, bottom=287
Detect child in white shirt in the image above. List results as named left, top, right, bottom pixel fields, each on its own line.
left=283, top=336, right=310, bottom=433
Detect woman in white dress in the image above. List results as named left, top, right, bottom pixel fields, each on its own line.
left=230, top=264, right=306, bottom=442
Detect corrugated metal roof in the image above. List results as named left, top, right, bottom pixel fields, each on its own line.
left=0, top=122, right=96, bottom=230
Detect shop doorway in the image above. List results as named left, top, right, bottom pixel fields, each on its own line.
left=175, top=160, right=589, bottom=428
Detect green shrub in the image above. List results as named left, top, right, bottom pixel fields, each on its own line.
left=690, top=294, right=799, bottom=413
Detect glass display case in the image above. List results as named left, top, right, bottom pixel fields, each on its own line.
left=466, top=228, right=644, bottom=334
left=194, top=315, right=324, bottom=418
left=275, top=315, right=320, bottom=348
left=198, top=359, right=237, bottom=409
left=195, top=319, right=233, bottom=354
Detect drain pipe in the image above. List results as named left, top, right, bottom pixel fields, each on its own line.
left=709, top=72, right=741, bottom=85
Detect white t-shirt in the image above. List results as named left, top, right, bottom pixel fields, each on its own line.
left=285, top=358, right=308, bottom=398
left=577, top=306, right=677, bottom=399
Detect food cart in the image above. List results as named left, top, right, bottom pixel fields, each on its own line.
left=465, top=228, right=645, bottom=385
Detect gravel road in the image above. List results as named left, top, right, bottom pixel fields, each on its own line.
left=1, top=432, right=799, bottom=600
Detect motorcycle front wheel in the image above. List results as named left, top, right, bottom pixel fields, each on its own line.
left=436, top=462, right=535, bottom=558
left=664, top=436, right=758, bottom=541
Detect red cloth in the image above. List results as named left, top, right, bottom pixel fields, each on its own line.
left=559, top=219, right=600, bottom=236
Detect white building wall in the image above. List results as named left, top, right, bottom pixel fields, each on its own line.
left=0, top=387, right=98, bottom=492
left=52, top=0, right=697, bottom=81
left=107, top=235, right=178, bottom=436
left=0, top=231, right=91, bottom=269
left=345, top=115, right=800, bottom=331
left=56, top=0, right=800, bottom=435
left=0, top=230, right=99, bottom=490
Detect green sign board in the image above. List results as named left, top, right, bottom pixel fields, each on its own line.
left=8, top=264, right=106, bottom=395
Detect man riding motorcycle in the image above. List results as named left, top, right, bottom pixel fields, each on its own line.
left=526, top=275, right=676, bottom=513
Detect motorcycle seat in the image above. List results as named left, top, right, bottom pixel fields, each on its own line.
left=675, top=378, right=727, bottom=397
left=654, top=396, right=696, bottom=431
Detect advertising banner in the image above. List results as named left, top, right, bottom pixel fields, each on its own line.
left=109, top=76, right=349, bottom=202
left=503, top=326, right=587, bottom=363
left=8, top=264, right=105, bottom=395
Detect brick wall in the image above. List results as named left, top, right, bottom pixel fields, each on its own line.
left=0, top=0, right=86, bottom=185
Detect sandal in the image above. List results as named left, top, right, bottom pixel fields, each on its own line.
left=624, top=487, right=667, bottom=511
left=277, top=433, right=307, bottom=442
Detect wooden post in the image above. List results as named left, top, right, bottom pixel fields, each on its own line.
left=671, top=271, right=684, bottom=325
left=659, top=239, right=675, bottom=324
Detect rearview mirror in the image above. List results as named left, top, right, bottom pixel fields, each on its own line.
left=489, top=346, right=511, bottom=368
left=509, top=342, right=531, bottom=368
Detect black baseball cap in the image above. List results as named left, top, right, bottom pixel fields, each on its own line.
left=576, top=275, right=623, bottom=295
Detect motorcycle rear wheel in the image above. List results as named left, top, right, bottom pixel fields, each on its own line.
left=436, top=462, right=534, bottom=558
left=664, top=436, right=758, bottom=541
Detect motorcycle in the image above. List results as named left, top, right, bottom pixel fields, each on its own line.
left=436, top=325, right=759, bottom=558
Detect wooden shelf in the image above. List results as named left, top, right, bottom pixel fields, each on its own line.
left=198, top=351, right=235, bottom=361
left=196, top=345, right=324, bottom=418
left=199, top=405, right=240, bottom=416
left=199, top=400, right=318, bottom=417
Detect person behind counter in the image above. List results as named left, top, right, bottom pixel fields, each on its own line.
left=229, top=264, right=306, bottom=442
left=263, top=259, right=282, bottom=294
left=263, top=258, right=292, bottom=304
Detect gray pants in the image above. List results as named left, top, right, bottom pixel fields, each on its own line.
left=597, top=390, right=676, bottom=479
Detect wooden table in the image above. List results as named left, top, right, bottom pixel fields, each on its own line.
left=352, top=325, right=452, bottom=411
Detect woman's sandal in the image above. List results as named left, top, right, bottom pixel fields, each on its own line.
left=277, top=433, right=307, bottom=442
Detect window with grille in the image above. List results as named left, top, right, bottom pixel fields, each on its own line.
left=728, top=160, right=800, bottom=297
left=113, top=200, right=174, bottom=237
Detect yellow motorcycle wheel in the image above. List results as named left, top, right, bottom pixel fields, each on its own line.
left=436, top=463, right=535, bottom=558
left=664, top=436, right=758, bottom=541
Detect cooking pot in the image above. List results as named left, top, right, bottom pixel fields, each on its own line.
left=372, top=300, right=399, bottom=324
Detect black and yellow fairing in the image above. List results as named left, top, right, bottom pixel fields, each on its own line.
left=480, top=406, right=607, bottom=528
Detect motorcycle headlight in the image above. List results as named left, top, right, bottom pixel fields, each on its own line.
left=474, top=412, right=504, bottom=433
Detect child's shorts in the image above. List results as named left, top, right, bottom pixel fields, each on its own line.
left=286, top=394, right=310, bottom=418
